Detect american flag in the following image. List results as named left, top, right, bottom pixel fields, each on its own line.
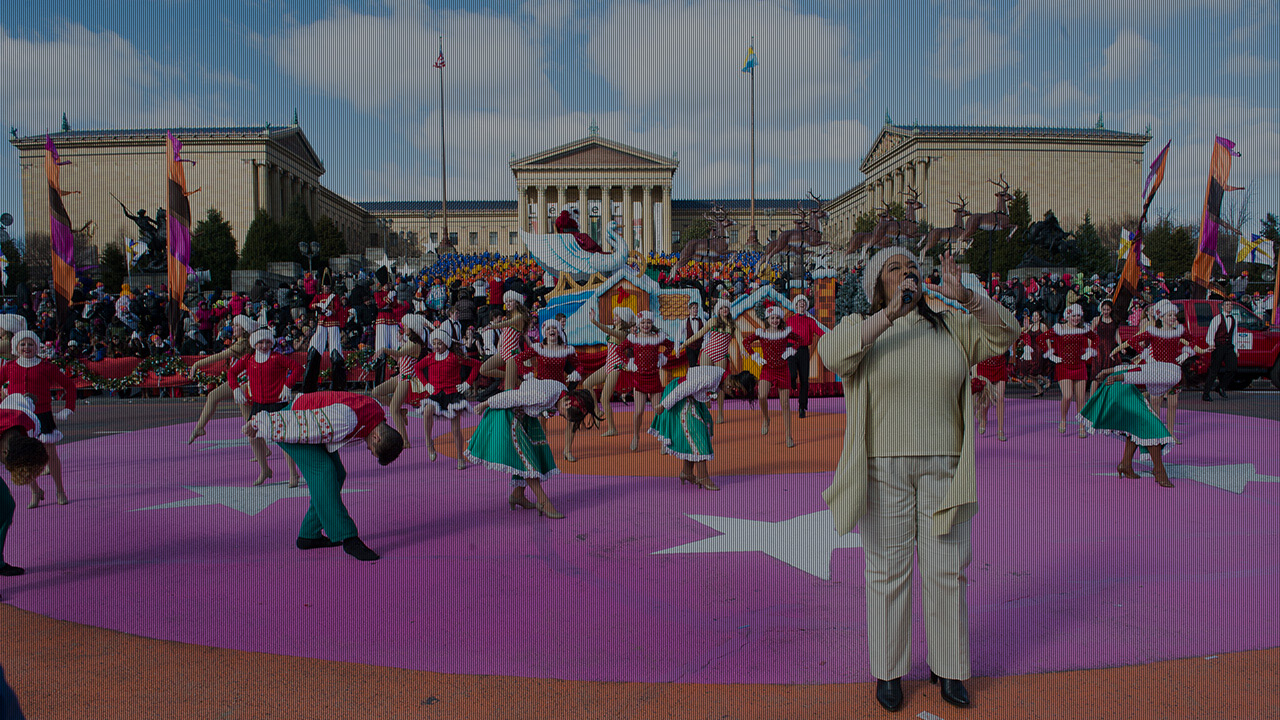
left=432, top=39, right=445, bottom=69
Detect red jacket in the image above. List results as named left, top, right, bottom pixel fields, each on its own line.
left=0, top=360, right=78, bottom=414
left=227, top=353, right=301, bottom=404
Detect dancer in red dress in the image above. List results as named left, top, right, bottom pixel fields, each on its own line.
left=1111, top=299, right=1205, bottom=444
left=678, top=299, right=744, bottom=424
left=974, top=349, right=1010, bottom=441
left=584, top=307, right=636, bottom=437
left=1088, top=299, right=1122, bottom=395
left=480, top=291, right=534, bottom=391
left=515, top=319, right=592, bottom=462
left=412, top=328, right=481, bottom=469
left=1043, top=304, right=1099, bottom=437
left=743, top=306, right=800, bottom=448
left=0, top=331, right=77, bottom=507
left=228, top=329, right=303, bottom=486
left=619, top=311, right=675, bottom=451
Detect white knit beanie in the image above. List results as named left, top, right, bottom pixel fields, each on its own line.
left=861, top=246, right=919, bottom=301
left=0, top=314, right=28, bottom=335
left=11, top=330, right=38, bottom=348
left=232, top=315, right=259, bottom=334
left=612, top=307, right=636, bottom=324
left=428, top=327, right=451, bottom=347
left=249, top=328, right=274, bottom=346
left=400, top=314, right=427, bottom=339
left=503, top=290, right=525, bottom=306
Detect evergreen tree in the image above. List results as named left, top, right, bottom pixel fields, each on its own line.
left=1073, top=212, right=1115, bottom=279
left=99, top=241, right=127, bottom=292
left=238, top=209, right=282, bottom=270
left=962, top=189, right=1030, bottom=278
left=191, top=208, right=239, bottom=289
left=854, top=208, right=880, bottom=233
left=314, top=215, right=346, bottom=266
left=834, top=266, right=870, bottom=322
left=282, top=198, right=317, bottom=266
left=1143, top=217, right=1196, bottom=279
left=0, top=237, right=28, bottom=292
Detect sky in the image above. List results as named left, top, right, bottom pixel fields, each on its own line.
left=0, top=0, right=1276, bottom=243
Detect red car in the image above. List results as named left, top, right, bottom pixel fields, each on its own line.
left=1116, top=299, right=1280, bottom=389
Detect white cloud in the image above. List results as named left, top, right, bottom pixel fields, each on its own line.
left=1098, top=28, right=1158, bottom=81
left=519, top=0, right=576, bottom=29
left=932, top=16, right=1021, bottom=86
left=1045, top=80, right=1095, bottom=109
left=1222, top=52, right=1279, bottom=77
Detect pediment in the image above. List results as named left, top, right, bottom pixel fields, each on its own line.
left=273, top=128, right=325, bottom=174
left=512, top=136, right=677, bottom=170
left=859, top=127, right=913, bottom=172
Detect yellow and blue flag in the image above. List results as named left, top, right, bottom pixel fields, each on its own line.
left=742, top=41, right=757, bottom=73
left=1237, top=233, right=1274, bottom=266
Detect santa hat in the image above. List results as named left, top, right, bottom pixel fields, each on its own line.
left=1063, top=303, right=1084, bottom=318
left=714, top=298, right=732, bottom=314
left=232, top=315, right=259, bottom=334
left=428, top=327, right=451, bottom=347
left=541, top=318, right=564, bottom=342
left=862, top=247, right=919, bottom=300
left=1154, top=299, right=1178, bottom=318
left=637, top=310, right=654, bottom=322
left=764, top=305, right=785, bottom=319
left=400, top=314, right=427, bottom=339
left=249, top=329, right=274, bottom=346
left=503, top=290, right=525, bottom=306
left=0, top=314, right=28, bottom=334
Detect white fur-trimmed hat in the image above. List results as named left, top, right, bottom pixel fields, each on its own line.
left=714, top=298, right=732, bottom=314
left=11, top=330, right=38, bottom=348
left=249, top=328, right=274, bottom=347
left=764, top=305, right=784, bottom=319
left=637, top=310, right=654, bottom=322
left=612, top=306, right=636, bottom=325
left=232, top=315, right=259, bottom=334
left=428, top=327, right=451, bottom=347
left=541, top=318, right=564, bottom=342
left=0, top=314, right=28, bottom=335
left=503, top=290, right=525, bottom=306
left=1064, top=303, right=1084, bottom=317
left=1154, top=299, right=1178, bottom=317
left=400, top=314, right=427, bottom=339
left=861, top=246, right=920, bottom=300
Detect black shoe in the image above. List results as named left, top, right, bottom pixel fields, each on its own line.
left=798, top=409, right=806, bottom=418
left=296, top=535, right=341, bottom=550
left=930, top=671, right=971, bottom=707
left=343, top=537, right=380, bottom=562
left=0, top=563, right=24, bottom=576
left=1201, top=394, right=1212, bottom=402
left=1217, top=388, right=1228, bottom=399
left=875, top=678, right=903, bottom=712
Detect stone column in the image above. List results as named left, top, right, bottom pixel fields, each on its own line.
left=600, top=185, right=612, bottom=243
left=309, top=185, right=318, bottom=219
left=265, top=165, right=277, bottom=218
left=622, top=186, right=634, bottom=250
left=251, top=160, right=261, bottom=215
left=661, top=184, right=672, bottom=254
left=579, top=183, right=590, bottom=235
left=535, top=186, right=547, bottom=234
left=556, top=186, right=567, bottom=219
left=642, top=185, right=655, bottom=256
left=516, top=185, right=525, bottom=236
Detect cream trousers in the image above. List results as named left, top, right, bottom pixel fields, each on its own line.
left=861, top=455, right=972, bottom=681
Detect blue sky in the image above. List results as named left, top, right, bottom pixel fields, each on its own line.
left=1, top=0, right=1276, bottom=242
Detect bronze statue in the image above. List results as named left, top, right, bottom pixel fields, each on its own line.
left=918, top=194, right=972, bottom=255
left=756, top=190, right=828, bottom=272
left=672, top=203, right=735, bottom=271
left=114, top=194, right=168, bottom=272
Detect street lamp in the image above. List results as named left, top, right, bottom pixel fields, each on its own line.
left=299, top=241, right=320, bottom=273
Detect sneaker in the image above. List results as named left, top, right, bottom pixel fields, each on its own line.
left=342, top=537, right=380, bottom=562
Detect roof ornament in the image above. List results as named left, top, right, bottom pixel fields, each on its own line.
left=1145, top=123, right=1152, bottom=136
left=1095, top=112, right=1105, bottom=129
left=61, top=113, right=70, bottom=132
left=589, top=118, right=599, bottom=136
left=884, top=109, right=892, bottom=126
left=673, top=150, right=678, bottom=159
left=292, top=108, right=299, bottom=126
left=8, top=127, right=16, bottom=139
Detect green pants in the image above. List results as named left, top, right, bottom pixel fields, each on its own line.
left=0, top=480, right=13, bottom=565
left=278, top=443, right=358, bottom=543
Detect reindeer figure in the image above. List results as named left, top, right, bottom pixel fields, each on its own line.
left=955, top=174, right=1018, bottom=245
left=756, top=190, right=828, bottom=272
left=868, top=186, right=926, bottom=248
left=918, top=194, right=972, bottom=254
left=844, top=205, right=894, bottom=255
left=673, top=204, right=735, bottom=271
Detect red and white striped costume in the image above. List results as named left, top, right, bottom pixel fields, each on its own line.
left=700, top=328, right=734, bottom=364
left=744, top=326, right=799, bottom=386
left=498, top=325, right=526, bottom=361
left=1044, top=325, right=1099, bottom=382
left=309, top=292, right=346, bottom=356
left=620, top=332, right=674, bottom=394
left=515, top=344, right=581, bottom=384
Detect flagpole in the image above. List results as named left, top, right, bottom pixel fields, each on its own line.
left=748, top=42, right=757, bottom=246
left=437, top=36, right=450, bottom=251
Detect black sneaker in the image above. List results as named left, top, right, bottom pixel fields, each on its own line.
left=296, top=535, right=341, bottom=550
left=0, top=563, right=25, bottom=576
left=343, top=537, right=380, bottom=562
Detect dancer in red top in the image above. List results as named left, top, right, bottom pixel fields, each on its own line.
left=0, top=394, right=51, bottom=581
left=371, top=314, right=428, bottom=447
left=304, top=275, right=348, bottom=392
left=0, top=331, right=77, bottom=507
left=188, top=315, right=258, bottom=444
left=412, top=327, right=481, bottom=469
left=480, top=291, right=534, bottom=391
left=516, top=319, right=592, bottom=461
left=1043, top=304, right=1100, bottom=437
left=1111, top=299, right=1206, bottom=443
left=373, top=283, right=401, bottom=357
left=785, top=295, right=825, bottom=419
left=677, top=299, right=744, bottom=424
left=244, top=391, right=404, bottom=561
left=584, top=307, right=636, bottom=437
left=228, top=329, right=303, bottom=486
left=974, top=349, right=1010, bottom=441
left=619, top=311, right=675, bottom=452
left=744, top=306, right=801, bottom=448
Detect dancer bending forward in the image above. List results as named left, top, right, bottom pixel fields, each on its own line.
left=0, top=331, right=77, bottom=507
left=648, top=365, right=725, bottom=490
left=0, top=394, right=52, bottom=581
left=1079, top=364, right=1179, bottom=488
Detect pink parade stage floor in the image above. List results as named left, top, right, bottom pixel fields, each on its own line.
left=3, top=398, right=1278, bottom=685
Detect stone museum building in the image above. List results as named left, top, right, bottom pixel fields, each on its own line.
left=11, top=120, right=1150, bottom=262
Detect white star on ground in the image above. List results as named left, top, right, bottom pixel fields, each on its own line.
left=193, top=436, right=255, bottom=452
left=132, top=484, right=369, bottom=516
left=653, top=510, right=862, bottom=580
left=1131, top=461, right=1280, bottom=494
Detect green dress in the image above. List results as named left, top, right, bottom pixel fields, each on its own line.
left=647, top=378, right=715, bottom=462
left=466, top=408, right=559, bottom=485
left=1077, top=378, right=1176, bottom=447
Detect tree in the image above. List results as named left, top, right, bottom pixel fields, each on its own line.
left=962, top=189, right=1029, bottom=278
left=314, top=215, right=346, bottom=267
left=834, top=267, right=870, bottom=322
left=238, top=209, right=283, bottom=271
left=854, top=208, right=880, bottom=233
left=191, top=208, right=239, bottom=289
left=1143, top=216, right=1197, bottom=279
left=1073, top=212, right=1116, bottom=279
left=282, top=199, right=317, bottom=266
left=22, top=233, right=51, bottom=283
left=1, top=237, right=29, bottom=293
left=99, top=241, right=127, bottom=292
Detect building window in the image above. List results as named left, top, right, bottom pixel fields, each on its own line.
left=468, top=231, right=478, bottom=246
left=672, top=231, right=681, bottom=245
left=489, top=231, right=498, bottom=245
left=430, top=232, right=438, bottom=243
left=449, top=232, right=458, bottom=245
left=509, top=231, right=518, bottom=245
left=769, top=229, right=777, bottom=241
left=729, top=230, right=739, bottom=245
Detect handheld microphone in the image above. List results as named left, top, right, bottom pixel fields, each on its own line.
left=902, top=272, right=920, bottom=305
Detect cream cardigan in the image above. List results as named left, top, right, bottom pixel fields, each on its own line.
left=816, top=297, right=1019, bottom=536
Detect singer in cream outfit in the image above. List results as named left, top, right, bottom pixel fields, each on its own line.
left=817, top=249, right=1017, bottom=711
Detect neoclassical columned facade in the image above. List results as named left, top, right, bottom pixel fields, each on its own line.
left=509, top=133, right=678, bottom=255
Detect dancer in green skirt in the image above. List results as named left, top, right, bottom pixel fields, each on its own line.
left=1078, top=364, right=1177, bottom=488
left=648, top=365, right=725, bottom=490
left=467, top=379, right=597, bottom=519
